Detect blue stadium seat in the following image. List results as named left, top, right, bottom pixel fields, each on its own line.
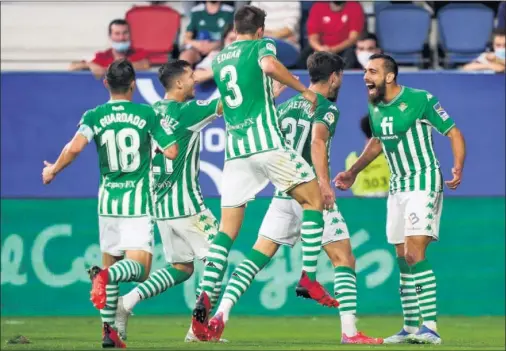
left=375, top=4, right=431, bottom=67
left=271, top=38, right=300, bottom=68
left=437, top=4, right=494, bottom=67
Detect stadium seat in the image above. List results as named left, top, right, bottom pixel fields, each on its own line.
left=126, top=5, right=181, bottom=65
left=270, top=38, right=300, bottom=68
left=375, top=4, right=431, bottom=67
left=437, top=4, right=495, bottom=67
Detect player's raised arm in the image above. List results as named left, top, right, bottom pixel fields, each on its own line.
left=311, top=123, right=335, bottom=210
left=334, top=138, right=383, bottom=190
left=42, top=124, right=90, bottom=185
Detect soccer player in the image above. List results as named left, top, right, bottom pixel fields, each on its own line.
left=41, top=59, right=178, bottom=348
left=204, top=52, right=383, bottom=345
left=334, top=54, right=466, bottom=345
left=192, top=5, right=337, bottom=339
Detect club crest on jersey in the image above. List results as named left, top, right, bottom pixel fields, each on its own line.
left=266, top=42, right=277, bottom=54
left=196, top=100, right=211, bottom=106
left=399, top=102, right=408, bottom=112
left=323, top=112, right=335, bottom=124
left=433, top=102, right=449, bottom=121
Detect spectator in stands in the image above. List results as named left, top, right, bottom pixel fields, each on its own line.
left=69, top=19, right=150, bottom=79
left=354, top=32, right=382, bottom=69
left=249, top=1, right=301, bottom=50
left=463, top=29, right=505, bottom=73
left=297, top=1, right=365, bottom=69
left=194, top=24, right=237, bottom=83
left=497, top=1, right=506, bottom=31
left=345, top=115, right=390, bottom=198
left=180, top=1, right=234, bottom=66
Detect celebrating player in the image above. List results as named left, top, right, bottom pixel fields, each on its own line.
left=192, top=5, right=337, bottom=340
left=334, top=54, right=466, bottom=345
left=204, top=52, right=383, bottom=344
left=41, top=59, right=178, bottom=348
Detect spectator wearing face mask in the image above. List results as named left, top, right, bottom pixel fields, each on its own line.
left=297, top=1, right=365, bottom=69
left=463, top=29, right=505, bottom=73
left=194, top=24, right=237, bottom=83
left=69, top=19, right=150, bottom=79
left=354, top=32, right=382, bottom=69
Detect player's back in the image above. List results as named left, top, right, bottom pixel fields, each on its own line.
left=212, top=38, right=283, bottom=160
left=81, top=101, right=158, bottom=217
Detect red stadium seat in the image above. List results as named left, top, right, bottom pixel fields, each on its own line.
left=126, top=5, right=181, bottom=65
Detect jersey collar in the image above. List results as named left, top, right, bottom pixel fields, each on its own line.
left=379, top=85, right=405, bottom=107
left=107, top=99, right=130, bottom=104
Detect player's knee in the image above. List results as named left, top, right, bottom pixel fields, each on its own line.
left=404, top=249, right=423, bottom=266
left=326, top=248, right=355, bottom=268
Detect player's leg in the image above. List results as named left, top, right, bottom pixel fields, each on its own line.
left=404, top=191, right=443, bottom=345
left=383, top=193, right=421, bottom=344
left=192, top=157, right=269, bottom=334
left=322, top=205, right=382, bottom=344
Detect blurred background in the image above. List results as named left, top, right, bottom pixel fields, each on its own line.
left=1, top=0, right=505, bottom=320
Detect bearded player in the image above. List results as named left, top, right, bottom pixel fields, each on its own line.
left=191, top=5, right=339, bottom=339
left=42, top=59, right=178, bottom=348
left=203, top=52, right=383, bottom=344
left=334, top=54, right=466, bottom=345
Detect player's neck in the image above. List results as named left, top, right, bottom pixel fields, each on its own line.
left=109, top=93, right=131, bottom=101
left=308, top=84, right=328, bottom=99
left=382, top=84, right=402, bottom=104
left=236, top=34, right=257, bottom=41
left=164, top=91, right=185, bottom=102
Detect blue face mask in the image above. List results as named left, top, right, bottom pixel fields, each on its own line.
left=495, top=48, right=505, bottom=60
left=111, top=40, right=131, bottom=53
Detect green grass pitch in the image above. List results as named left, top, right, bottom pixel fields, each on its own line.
left=1, top=316, right=504, bottom=350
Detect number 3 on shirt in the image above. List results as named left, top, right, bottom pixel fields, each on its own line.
left=220, top=65, right=243, bottom=108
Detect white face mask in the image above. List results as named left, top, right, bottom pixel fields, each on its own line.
left=357, top=51, right=374, bottom=68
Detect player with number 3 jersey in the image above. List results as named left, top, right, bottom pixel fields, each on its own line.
left=41, top=60, right=178, bottom=348
left=191, top=5, right=338, bottom=342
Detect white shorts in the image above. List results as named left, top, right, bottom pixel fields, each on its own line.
left=156, top=209, right=218, bottom=264
left=99, top=216, right=154, bottom=257
left=221, top=148, right=315, bottom=208
left=387, top=191, right=443, bottom=244
left=258, top=197, right=350, bottom=247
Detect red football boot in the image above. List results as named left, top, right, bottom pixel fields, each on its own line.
left=341, top=331, right=383, bottom=344
left=191, top=291, right=212, bottom=341
left=88, top=266, right=109, bottom=310
left=102, top=322, right=126, bottom=348
left=295, top=271, right=339, bottom=308
left=208, top=312, right=226, bottom=342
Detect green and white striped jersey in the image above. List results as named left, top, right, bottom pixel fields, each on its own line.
left=369, top=86, right=456, bottom=194
left=212, top=38, right=285, bottom=160
left=78, top=100, right=175, bottom=217
left=274, top=93, right=339, bottom=199
left=151, top=98, right=220, bottom=219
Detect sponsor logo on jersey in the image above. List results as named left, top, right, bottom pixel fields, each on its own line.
left=323, top=112, right=335, bottom=124
left=112, top=105, right=124, bottom=111
left=433, top=102, right=449, bottom=121
left=104, top=180, right=136, bottom=189
left=266, top=42, right=277, bottom=54
left=398, top=102, right=408, bottom=112
left=196, top=100, right=211, bottom=106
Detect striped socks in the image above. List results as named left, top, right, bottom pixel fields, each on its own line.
left=108, top=259, right=145, bottom=283
left=100, top=284, right=119, bottom=327
left=218, top=249, right=271, bottom=322
left=411, top=259, right=437, bottom=330
left=200, top=232, right=234, bottom=296
left=398, top=257, right=420, bottom=333
left=334, top=266, right=357, bottom=336
left=301, top=210, right=324, bottom=280
left=196, top=262, right=228, bottom=310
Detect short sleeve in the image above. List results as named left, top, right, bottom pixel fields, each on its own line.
left=128, top=49, right=148, bottom=62
left=348, top=2, right=365, bottom=33
left=77, top=110, right=95, bottom=142
left=91, top=51, right=110, bottom=68
left=367, top=104, right=378, bottom=138
left=423, top=93, right=456, bottom=135
left=306, top=3, right=321, bottom=36
left=180, top=99, right=220, bottom=132
left=150, top=110, right=177, bottom=150
left=258, top=38, right=277, bottom=62
left=314, top=106, right=339, bottom=136
left=186, top=12, right=197, bottom=33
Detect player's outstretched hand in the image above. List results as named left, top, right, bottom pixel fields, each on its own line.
left=319, top=182, right=336, bottom=211
left=42, top=161, right=56, bottom=185
left=445, top=167, right=462, bottom=190
left=333, top=170, right=356, bottom=191
left=301, top=89, right=318, bottom=112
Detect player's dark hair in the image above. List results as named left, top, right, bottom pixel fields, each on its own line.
left=493, top=28, right=506, bottom=38
left=369, top=53, right=398, bottom=81
left=106, top=59, right=136, bottom=94
left=360, top=114, right=372, bottom=139
left=158, top=60, right=192, bottom=90
left=358, top=31, right=378, bottom=44
left=234, top=5, right=266, bottom=34
left=307, top=52, right=345, bottom=84
left=108, top=19, right=129, bottom=35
